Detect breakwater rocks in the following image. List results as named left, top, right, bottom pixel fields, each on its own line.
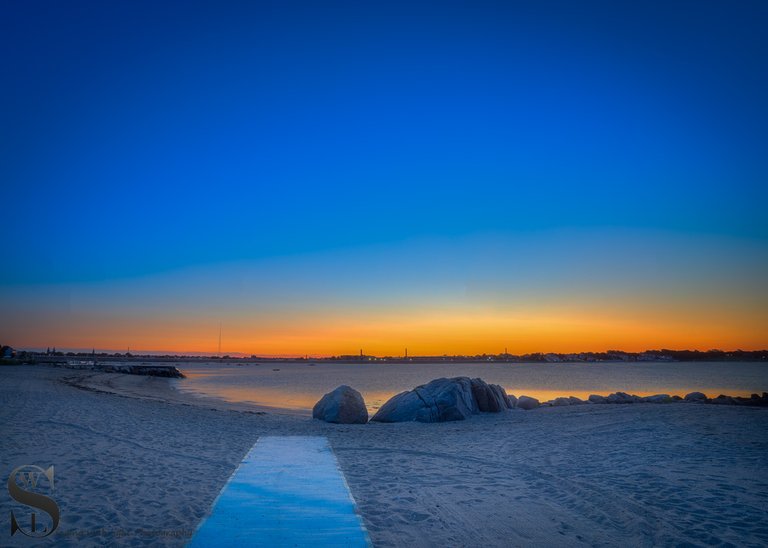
left=106, top=364, right=185, bottom=378
left=547, top=391, right=768, bottom=407
left=51, top=360, right=185, bottom=378
left=314, top=377, right=768, bottom=425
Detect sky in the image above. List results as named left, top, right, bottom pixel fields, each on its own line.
left=1, top=1, right=767, bottom=356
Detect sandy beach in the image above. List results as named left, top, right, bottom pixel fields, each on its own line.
left=2, top=364, right=767, bottom=547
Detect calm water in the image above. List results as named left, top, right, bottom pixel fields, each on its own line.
left=174, top=361, right=768, bottom=413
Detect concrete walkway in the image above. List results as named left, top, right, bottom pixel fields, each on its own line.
left=189, top=436, right=370, bottom=547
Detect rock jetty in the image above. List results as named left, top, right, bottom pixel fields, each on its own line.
left=51, top=361, right=185, bottom=378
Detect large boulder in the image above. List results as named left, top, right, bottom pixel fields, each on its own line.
left=313, top=385, right=368, bottom=424
left=370, top=377, right=516, bottom=423
left=588, top=394, right=607, bottom=404
left=371, top=377, right=478, bottom=423
left=684, top=391, right=707, bottom=402
left=493, top=384, right=516, bottom=410
left=470, top=378, right=514, bottom=412
left=517, top=395, right=540, bottom=410
left=369, top=390, right=432, bottom=422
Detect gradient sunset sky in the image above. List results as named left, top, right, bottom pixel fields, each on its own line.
left=2, top=1, right=767, bottom=356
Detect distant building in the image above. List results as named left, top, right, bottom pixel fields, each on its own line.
left=337, top=354, right=374, bottom=361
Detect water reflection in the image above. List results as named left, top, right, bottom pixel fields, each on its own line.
left=176, top=361, right=768, bottom=414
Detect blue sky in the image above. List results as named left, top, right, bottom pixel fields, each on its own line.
left=2, top=1, right=767, bottom=353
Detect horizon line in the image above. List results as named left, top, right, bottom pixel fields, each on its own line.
left=11, top=345, right=768, bottom=360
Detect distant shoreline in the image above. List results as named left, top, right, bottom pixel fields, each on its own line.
left=7, top=348, right=768, bottom=364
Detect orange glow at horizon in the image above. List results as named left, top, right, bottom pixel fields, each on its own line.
left=4, top=231, right=767, bottom=356
left=10, top=303, right=767, bottom=356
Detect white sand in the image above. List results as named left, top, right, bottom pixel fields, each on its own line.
left=1, top=365, right=767, bottom=547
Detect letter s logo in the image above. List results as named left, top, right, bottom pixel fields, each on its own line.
left=8, top=465, right=60, bottom=537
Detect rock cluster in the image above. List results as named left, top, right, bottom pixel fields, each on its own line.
left=370, top=377, right=516, bottom=423
left=312, top=380, right=768, bottom=425
left=579, top=391, right=768, bottom=407
left=708, top=393, right=768, bottom=406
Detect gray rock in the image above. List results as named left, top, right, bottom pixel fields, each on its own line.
left=744, top=394, right=768, bottom=407
left=371, top=377, right=478, bottom=422
left=370, top=377, right=518, bottom=422
left=313, top=385, right=368, bottom=424
left=588, top=394, right=607, bottom=404
left=550, top=397, right=573, bottom=406
left=368, top=390, right=422, bottom=422
left=470, top=378, right=512, bottom=412
left=729, top=393, right=768, bottom=407
left=568, top=396, right=584, bottom=405
left=710, top=394, right=736, bottom=405
left=606, top=392, right=640, bottom=404
left=684, top=391, right=707, bottom=402
left=491, top=383, right=516, bottom=410
left=517, top=395, right=540, bottom=410
left=641, top=394, right=673, bottom=403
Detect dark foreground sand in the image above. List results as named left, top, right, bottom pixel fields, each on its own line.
left=1, top=365, right=767, bottom=547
